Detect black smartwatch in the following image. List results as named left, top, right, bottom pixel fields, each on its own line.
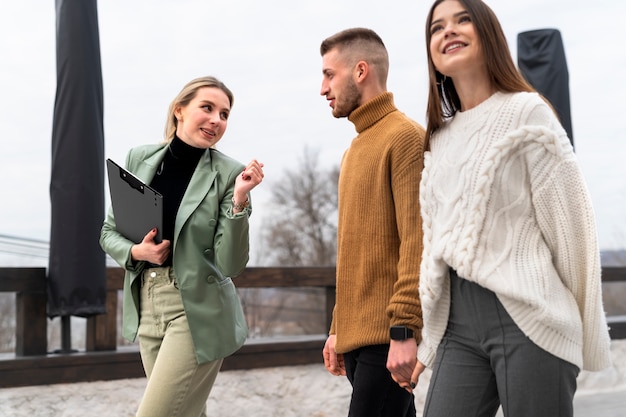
left=390, top=326, right=414, bottom=341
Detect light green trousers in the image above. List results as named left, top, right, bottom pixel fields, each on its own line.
left=136, top=267, right=223, bottom=417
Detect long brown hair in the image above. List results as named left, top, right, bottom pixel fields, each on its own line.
left=424, top=0, right=535, bottom=147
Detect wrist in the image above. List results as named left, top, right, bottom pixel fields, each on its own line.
left=231, top=196, right=249, bottom=211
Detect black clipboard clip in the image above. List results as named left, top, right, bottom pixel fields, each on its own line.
left=106, top=158, right=163, bottom=244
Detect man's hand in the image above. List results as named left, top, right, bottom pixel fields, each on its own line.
left=323, top=334, right=346, bottom=376
left=387, top=339, right=417, bottom=391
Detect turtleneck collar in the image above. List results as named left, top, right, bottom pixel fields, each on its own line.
left=348, top=92, right=397, bottom=134
left=168, top=135, right=206, bottom=162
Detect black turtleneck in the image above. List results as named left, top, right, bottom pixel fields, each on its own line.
left=149, top=136, right=205, bottom=265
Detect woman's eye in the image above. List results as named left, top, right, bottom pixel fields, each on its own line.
left=202, top=105, right=212, bottom=112
left=430, top=24, right=443, bottom=35
left=220, top=112, right=229, bottom=120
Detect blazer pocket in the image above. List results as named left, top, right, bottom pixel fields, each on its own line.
left=203, top=274, right=248, bottom=360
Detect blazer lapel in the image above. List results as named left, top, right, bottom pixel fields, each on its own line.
left=174, top=150, right=218, bottom=239
left=132, top=145, right=169, bottom=185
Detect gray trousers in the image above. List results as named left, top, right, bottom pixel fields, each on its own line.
left=423, top=269, right=579, bottom=417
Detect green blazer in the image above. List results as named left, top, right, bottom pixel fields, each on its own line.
left=100, top=143, right=250, bottom=363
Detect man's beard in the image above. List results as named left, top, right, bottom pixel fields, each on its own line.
left=333, top=79, right=361, bottom=118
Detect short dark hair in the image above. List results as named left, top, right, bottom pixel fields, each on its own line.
left=320, top=27, right=389, bottom=83
left=320, top=27, right=386, bottom=56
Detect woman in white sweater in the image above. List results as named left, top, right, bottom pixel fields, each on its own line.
left=410, top=1, right=613, bottom=416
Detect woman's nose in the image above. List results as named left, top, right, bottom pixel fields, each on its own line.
left=208, top=112, right=220, bottom=124
left=443, top=23, right=457, bottom=38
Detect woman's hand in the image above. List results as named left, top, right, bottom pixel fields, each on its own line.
left=232, top=159, right=264, bottom=210
left=130, top=228, right=171, bottom=264
left=408, top=360, right=427, bottom=393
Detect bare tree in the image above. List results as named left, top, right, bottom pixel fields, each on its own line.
left=257, top=146, right=338, bottom=267
left=241, top=147, right=339, bottom=338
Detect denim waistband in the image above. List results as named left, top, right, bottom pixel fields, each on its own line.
left=141, top=266, right=176, bottom=287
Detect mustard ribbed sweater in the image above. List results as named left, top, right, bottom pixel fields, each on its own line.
left=330, top=92, right=425, bottom=354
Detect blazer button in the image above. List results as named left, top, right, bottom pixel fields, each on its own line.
left=207, top=275, right=216, bottom=283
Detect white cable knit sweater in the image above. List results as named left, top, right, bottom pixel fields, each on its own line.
left=417, top=91, right=612, bottom=372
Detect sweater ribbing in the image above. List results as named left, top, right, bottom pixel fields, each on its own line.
left=331, top=92, right=425, bottom=354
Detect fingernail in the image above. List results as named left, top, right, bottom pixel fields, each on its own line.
left=410, top=382, right=416, bottom=389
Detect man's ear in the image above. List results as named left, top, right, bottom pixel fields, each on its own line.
left=354, top=61, right=368, bottom=81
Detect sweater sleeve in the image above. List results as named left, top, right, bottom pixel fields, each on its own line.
left=533, top=147, right=612, bottom=371
left=385, top=121, right=425, bottom=341
left=522, top=98, right=611, bottom=371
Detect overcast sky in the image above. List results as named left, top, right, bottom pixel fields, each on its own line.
left=0, top=0, right=624, bottom=266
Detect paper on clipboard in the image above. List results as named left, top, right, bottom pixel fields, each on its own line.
left=106, top=158, right=163, bottom=244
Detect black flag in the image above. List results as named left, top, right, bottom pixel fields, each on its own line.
left=517, top=29, right=574, bottom=148
left=48, top=0, right=106, bottom=317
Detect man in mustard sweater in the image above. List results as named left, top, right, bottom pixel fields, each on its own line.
left=319, top=28, right=425, bottom=416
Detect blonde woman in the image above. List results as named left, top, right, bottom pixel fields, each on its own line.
left=100, top=76, right=263, bottom=417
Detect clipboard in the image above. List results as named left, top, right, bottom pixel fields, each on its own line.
left=106, top=158, right=163, bottom=244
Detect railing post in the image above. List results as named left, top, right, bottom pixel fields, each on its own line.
left=86, top=274, right=118, bottom=351
left=15, top=269, right=47, bottom=356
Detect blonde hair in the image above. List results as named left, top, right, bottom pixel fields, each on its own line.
left=163, top=76, right=234, bottom=142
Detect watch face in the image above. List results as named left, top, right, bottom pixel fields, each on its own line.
left=390, top=326, right=413, bottom=340
left=390, top=326, right=407, bottom=340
